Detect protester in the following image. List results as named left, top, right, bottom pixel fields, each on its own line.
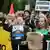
left=34, top=13, right=48, bottom=50
left=27, top=32, right=42, bottom=50
left=30, top=10, right=35, bottom=20
left=24, top=10, right=35, bottom=31
left=15, top=11, right=24, bottom=18
left=30, top=10, right=36, bottom=30
left=24, top=10, right=31, bottom=22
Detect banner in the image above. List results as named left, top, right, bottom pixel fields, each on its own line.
left=35, top=1, right=50, bottom=11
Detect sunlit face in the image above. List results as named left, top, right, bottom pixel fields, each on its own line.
left=39, top=18, right=45, bottom=26
left=16, top=17, right=24, bottom=24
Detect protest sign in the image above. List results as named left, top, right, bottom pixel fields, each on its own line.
left=35, top=1, right=50, bottom=11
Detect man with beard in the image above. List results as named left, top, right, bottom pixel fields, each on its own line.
left=24, top=10, right=35, bottom=31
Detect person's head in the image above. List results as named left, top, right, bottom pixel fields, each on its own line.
left=37, top=12, right=48, bottom=28
left=30, top=10, right=35, bottom=20
left=15, top=11, right=24, bottom=18
left=31, top=10, right=35, bottom=17
left=39, top=12, right=45, bottom=18
left=24, top=10, right=31, bottom=19
left=39, top=18, right=45, bottom=26
left=38, top=17, right=48, bottom=29
left=16, top=16, right=24, bottom=25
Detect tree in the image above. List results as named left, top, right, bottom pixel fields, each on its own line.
left=9, top=0, right=27, bottom=11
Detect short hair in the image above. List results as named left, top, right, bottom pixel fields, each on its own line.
left=24, top=10, right=31, bottom=15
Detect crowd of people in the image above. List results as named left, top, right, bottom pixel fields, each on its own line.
left=0, top=9, right=50, bottom=50
left=2, top=10, right=50, bottom=32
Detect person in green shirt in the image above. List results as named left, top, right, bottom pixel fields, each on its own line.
left=34, top=13, right=48, bottom=50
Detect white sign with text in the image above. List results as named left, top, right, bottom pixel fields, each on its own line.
left=35, top=1, right=50, bottom=11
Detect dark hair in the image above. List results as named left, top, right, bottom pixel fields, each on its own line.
left=24, top=10, right=31, bottom=15
left=47, top=13, right=50, bottom=18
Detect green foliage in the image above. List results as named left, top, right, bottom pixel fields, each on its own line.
left=9, top=0, right=27, bottom=11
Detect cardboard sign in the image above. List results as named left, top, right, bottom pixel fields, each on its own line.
left=35, top=1, right=50, bottom=11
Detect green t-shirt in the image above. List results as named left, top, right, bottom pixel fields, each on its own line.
left=34, top=28, right=50, bottom=40
left=35, top=28, right=48, bottom=35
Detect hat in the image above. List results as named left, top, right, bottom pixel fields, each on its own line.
left=8, top=3, right=15, bottom=16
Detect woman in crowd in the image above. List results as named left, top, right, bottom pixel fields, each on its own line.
left=34, top=13, right=49, bottom=50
